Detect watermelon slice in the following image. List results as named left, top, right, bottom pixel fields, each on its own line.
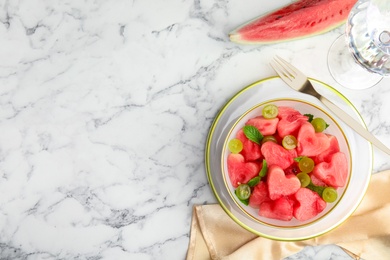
left=249, top=181, right=271, bottom=208
left=261, top=141, right=294, bottom=170
left=227, top=153, right=261, bottom=188
left=277, top=106, right=309, bottom=137
left=293, top=188, right=327, bottom=221
left=267, top=165, right=301, bottom=200
left=312, top=152, right=348, bottom=187
left=259, top=196, right=294, bottom=221
left=246, top=116, right=279, bottom=136
left=297, top=122, right=330, bottom=157
left=229, top=0, right=357, bottom=44
left=236, top=129, right=263, bottom=161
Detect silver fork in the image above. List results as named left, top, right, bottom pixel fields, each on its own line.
left=270, top=55, right=390, bottom=155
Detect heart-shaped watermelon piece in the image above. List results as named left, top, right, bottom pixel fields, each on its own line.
left=297, top=122, right=330, bottom=157
left=313, top=134, right=340, bottom=164
left=267, top=165, right=301, bottom=200
left=259, top=196, right=294, bottom=221
left=227, top=153, right=261, bottom=188
left=261, top=141, right=294, bottom=170
left=312, top=152, right=348, bottom=187
left=277, top=106, right=309, bottom=137
left=249, top=181, right=271, bottom=208
left=236, top=129, right=263, bottom=161
left=246, top=116, right=279, bottom=136
left=293, top=188, right=326, bottom=221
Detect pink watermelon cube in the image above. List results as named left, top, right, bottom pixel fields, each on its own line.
left=297, top=122, right=330, bottom=157
left=312, top=152, right=348, bottom=187
left=313, top=134, right=340, bottom=164
left=249, top=181, right=270, bottom=208
left=227, top=153, right=261, bottom=188
left=246, top=116, right=279, bottom=136
left=267, top=165, right=301, bottom=200
left=277, top=106, right=309, bottom=137
left=236, top=129, right=263, bottom=161
left=261, top=141, right=294, bottom=170
left=293, top=188, right=327, bottom=221
left=259, top=196, right=294, bottom=221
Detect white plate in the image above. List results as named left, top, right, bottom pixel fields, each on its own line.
left=205, top=76, right=373, bottom=241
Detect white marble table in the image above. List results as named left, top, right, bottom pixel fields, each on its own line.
left=0, top=0, right=389, bottom=259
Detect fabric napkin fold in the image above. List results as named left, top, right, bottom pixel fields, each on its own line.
left=186, top=170, right=390, bottom=260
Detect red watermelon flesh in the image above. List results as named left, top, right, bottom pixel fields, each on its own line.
left=310, top=173, right=327, bottom=187
left=297, top=122, right=330, bottom=157
left=293, top=188, right=327, bottom=221
left=249, top=181, right=271, bottom=208
left=246, top=116, right=279, bottom=136
left=274, top=132, right=284, bottom=144
left=267, top=165, right=301, bottom=200
left=277, top=106, right=309, bottom=137
left=285, top=163, right=300, bottom=176
left=227, top=153, right=261, bottom=188
left=313, top=134, right=340, bottom=164
left=312, top=152, right=348, bottom=187
left=287, top=147, right=298, bottom=158
left=236, top=129, right=263, bottom=161
left=259, top=196, right=293, bottom=221
left=261, top=141, right=294, bottom=170
left=229, top=0, right=357, bottom=44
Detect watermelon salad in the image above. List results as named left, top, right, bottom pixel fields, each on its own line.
left=226, top=104, right=349, bottom=222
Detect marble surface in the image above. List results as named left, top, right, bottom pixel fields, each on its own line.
left=0, top=0, right=389, bottom=259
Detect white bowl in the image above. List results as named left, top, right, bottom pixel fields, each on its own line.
left=205, top=77, right=373, bottom=240
left=223, top=99, right=350, bottom=227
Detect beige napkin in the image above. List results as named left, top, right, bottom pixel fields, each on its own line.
left=186, top=170, right=390, bottom=260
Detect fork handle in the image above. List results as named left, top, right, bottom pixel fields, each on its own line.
left=320, top=97, right=390, bottom=155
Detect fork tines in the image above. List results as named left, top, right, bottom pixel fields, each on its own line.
left=270, top=56, right=308, bottom=88
left=270, top=56, right=299, bottom=79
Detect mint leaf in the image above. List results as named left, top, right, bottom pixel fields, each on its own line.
left=307, top=182, right=326, bottom=196
left=243, top=125, right=263, bottom=144
left=247, top=176, right=260, bottom=187
left=294, top=156, right=303, bottom=162
left=259, top=159, right=268, bottom=177
left=304, top=113, right=314, bottom=122
left=238, top=198, right=249, bottom=205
